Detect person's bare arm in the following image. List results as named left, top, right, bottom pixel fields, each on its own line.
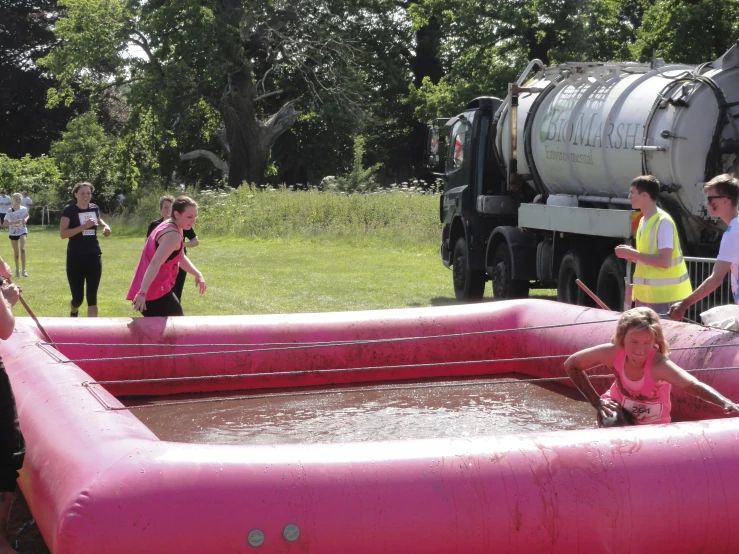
left=0, top=283, right=19, bottom=340
left=615, top=246, right=673, bottom=269
left=185, top=236, right=199, bottom=248
left=97, top=217, right=111, bottom=236
left=564, top=344, right=620, bottom=418
left=179, top=255, right=206, bottom=294
left=669, top=261, right=731, bottom=320
left=653, top=356, right=739, bottom=413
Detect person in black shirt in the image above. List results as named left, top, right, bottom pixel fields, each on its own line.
left=146, top=195, right=200, bottom=301
left=60, top=182, right=111, bottom=317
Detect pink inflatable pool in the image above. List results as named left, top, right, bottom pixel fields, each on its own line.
left=5, top=299, right=739, bottom=553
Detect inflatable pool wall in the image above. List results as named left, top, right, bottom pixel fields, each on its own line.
left=4, top=299, right=739, bottom=553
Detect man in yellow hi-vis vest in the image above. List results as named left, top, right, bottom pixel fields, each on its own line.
left=615, top=175, right=692, bottom=315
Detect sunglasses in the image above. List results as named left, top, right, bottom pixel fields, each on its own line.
left=706, top=195, right=728, bottom=202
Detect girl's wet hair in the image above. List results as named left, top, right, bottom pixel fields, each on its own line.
left=612, top=307, right=669, bottom=355
left=171, top=196, right=198, bottom=218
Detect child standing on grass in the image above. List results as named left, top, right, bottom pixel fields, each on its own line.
left=4, top=194, right=29, bottom=278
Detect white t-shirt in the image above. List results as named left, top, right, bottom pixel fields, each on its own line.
left=5, top=206, right=28, bottom=236
left=638, top=217, right=674, bottom=250
left=0, top=196, right=12, bottom=214
left=21, top=196, right=33, bottom=208
left=717, top=215, right=739, bottom=304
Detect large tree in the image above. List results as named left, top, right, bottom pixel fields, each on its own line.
left=41, top=0, right=404, bottom=186
left=0, top=0, right=82, bottom=157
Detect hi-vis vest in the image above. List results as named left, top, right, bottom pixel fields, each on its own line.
left=632, top=208, right=692, bottom=303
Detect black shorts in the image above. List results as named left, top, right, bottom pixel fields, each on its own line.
left=9, top=233, right=26, bottom=241
left=143, top=291, right=184, bottom=317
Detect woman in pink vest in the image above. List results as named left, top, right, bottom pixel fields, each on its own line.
left=565, top=307, right=739, bottom=426
left=127, top=196, right=206, bottom=316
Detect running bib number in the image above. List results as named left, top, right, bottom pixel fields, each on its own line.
left=623, top=398, right=662, bottom=424
left=79, top=212, right=98, bottom=236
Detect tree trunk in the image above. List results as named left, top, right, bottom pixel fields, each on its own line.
left=221, top=70, right=298, bottom=186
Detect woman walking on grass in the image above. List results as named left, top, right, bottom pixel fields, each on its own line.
left=4, top=194, right=29, bottom=277
left=146, top=195, right=200, bottom=302
left=128, top=196, right=206, bottom=317
left=59, top=182, right=111, bottom=317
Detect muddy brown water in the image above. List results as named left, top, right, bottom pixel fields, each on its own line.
left=122, top=373, right=597, bottom=445
left=10, top=374, right=596, bottom=553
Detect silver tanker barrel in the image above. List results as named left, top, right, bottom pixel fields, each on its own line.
left=495, top=43, right=739, bottom=240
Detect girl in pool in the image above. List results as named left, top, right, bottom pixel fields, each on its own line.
left=565, top=307, right=739, bottom=426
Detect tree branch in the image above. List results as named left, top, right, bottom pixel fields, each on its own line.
left=179, top=150, right=229, bottom=175
left=255, top=89, right=283, bottom=102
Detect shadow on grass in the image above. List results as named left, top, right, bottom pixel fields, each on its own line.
left=425, top=294, right=558, bottom=308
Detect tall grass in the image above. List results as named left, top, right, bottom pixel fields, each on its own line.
left=107, top=186, right=442, bottom=247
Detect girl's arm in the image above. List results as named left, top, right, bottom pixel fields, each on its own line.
left=132, top=232, right=180, bottom=311
left=565, top=344, right=621, bottom=416
left=97, top=216, right=111, bottom=236
left=179, top=255, right=206, bottom=294
left=653, top=357, right=739, bottom=414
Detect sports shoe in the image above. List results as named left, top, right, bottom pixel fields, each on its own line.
left=14, top=269, right=19, bottom=278
left=21, top=270, right=28, bottom=277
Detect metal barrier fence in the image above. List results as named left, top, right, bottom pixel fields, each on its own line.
left=684, top=256, right=734, bottom=323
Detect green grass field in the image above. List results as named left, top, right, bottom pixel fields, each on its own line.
left=8, top=225, right=467, bottom=317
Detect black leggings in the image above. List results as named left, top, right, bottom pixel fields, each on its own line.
left=0, top=358, right=24, bottom=492
left=143, top=291, right=184, bottom=317
left=172, top=267, right=187, bottom=301
left=67, top=254, right=102, bottom=308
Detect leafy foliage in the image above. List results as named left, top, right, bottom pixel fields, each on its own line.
left=50, top=112, right=136, bottom=209
left=0, top=154, right=63, bottom=206
left=331, top=136, right=381, bottom=193
left=632, top=0, right=739, bottom=63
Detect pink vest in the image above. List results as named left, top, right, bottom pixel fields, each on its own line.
left=601, top=348, right=672, bottom=424
left=126, top=221, right=183, bottom=301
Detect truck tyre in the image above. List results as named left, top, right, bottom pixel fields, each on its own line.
left=491, top=243, right=529, bottom=299
left=453, top=237, right=486, bottom=301
left=596, top=255, right=626, bottom=311
left=557, top=250, right=596, bottom=306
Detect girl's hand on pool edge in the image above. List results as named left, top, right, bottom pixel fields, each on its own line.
left=597, top=398, right=621, bottom=418
left=195, top=273, right=206, bottom=294
left=723, top=401, right=739, bottom=415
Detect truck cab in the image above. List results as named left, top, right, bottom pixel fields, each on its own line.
left=433, top=97, right=532, bottom=301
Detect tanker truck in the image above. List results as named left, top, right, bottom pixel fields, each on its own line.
left=428, top=42, right=739, bottom=309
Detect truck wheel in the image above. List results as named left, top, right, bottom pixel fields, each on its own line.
left=596, top=255, right=625, bottom=311
left=491, top=243, right=529, bottom=299
left=453, top=237, right=486, bottom=301
left=557, top=250, right=596, bottom=306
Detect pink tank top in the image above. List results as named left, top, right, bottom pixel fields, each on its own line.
left=126, top=221, right=183, bottom=301
left=601, top=348, right=672, bottom=424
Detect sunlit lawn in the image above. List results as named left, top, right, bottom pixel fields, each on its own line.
left=10, top=226, right=473, bottom=317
